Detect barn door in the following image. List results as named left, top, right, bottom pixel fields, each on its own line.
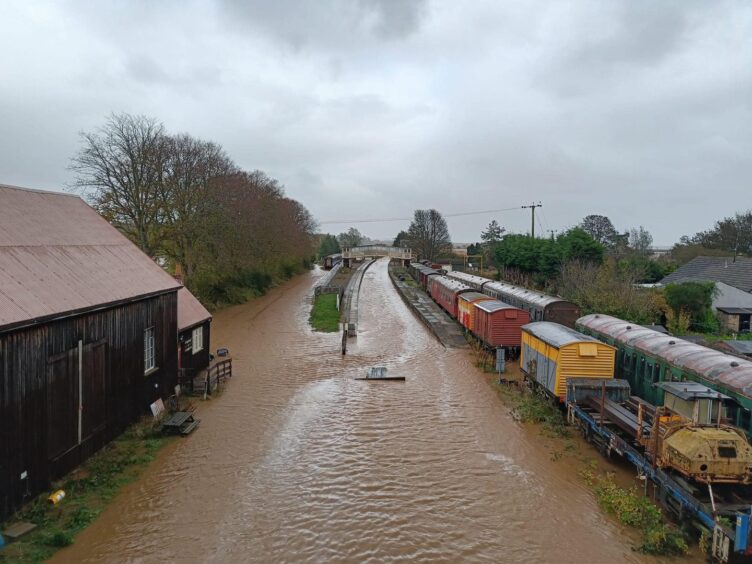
left=47, top=348, right=78, bottom=460
left=81, top=341, right=107, bottom=441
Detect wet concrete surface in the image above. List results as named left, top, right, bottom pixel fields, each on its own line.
left=53, top=258, right=697, bottom=563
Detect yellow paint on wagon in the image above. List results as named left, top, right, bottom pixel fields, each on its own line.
left=521, top=326, right=616, bottom=400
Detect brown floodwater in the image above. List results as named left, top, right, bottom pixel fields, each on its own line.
left=53, top=258, right=698, bottom=563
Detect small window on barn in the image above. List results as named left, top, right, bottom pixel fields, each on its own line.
left=144, top=327, right=155, bottom=374
left=192, top=326, right=203, bottom=353
left=578, top=343, right=598, bottom=357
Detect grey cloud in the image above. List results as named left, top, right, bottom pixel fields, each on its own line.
left=0, top=0, right=750, bottom=246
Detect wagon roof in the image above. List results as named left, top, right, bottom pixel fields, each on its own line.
left=457, top=292, right=490, bottom=303
left=577, top=314, right=752, bottom=396
left=178, top=287, right=212, bottom=332
left=475, top=300, right=524, bottom=313
left=522, top=321, right=602, bottom=348
left=483, top=281, right=570, bottom=308
left=446, top=271, right=490, bottom=286
left=0, top=184, right=181, bottom=332
left=431, top=275, right=472, bottom=292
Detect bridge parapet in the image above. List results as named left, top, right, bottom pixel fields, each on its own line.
left=342, top=246, right=412, bottom=260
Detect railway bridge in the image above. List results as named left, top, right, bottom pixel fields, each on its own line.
left=341, top=245, right=412, bottom=267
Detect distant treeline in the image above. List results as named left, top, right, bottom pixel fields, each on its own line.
left=71, top=113, right=316, bottom=306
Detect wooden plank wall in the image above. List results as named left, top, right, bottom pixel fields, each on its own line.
left=178, top=322, right=211, bottom=378
left=0, top=291, right=178, bottom=520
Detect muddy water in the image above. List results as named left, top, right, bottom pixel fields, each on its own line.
left=55, top=258, right=671, bottom=563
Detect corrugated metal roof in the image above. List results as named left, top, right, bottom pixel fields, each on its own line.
left=457, top=292, right=490, bottom=303
left=0, top=184, right=181, bottom=332
left=577, top=314, right=752, bottom=396
left=446, top=271, right=490, bottom=288
left=522, top=321, right=600, bottom=348
left=475, top=300, right=520, bottom=313
left=656, top=381, right=730, bottom=400
left=659, top=256, right=752, bottom=292
left=483, top=281, right=567, bottom=308
left=178, top=287, right=212, bottom=332
left=430, top=275, right=472, bottom=293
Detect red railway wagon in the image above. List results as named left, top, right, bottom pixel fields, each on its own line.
left=473, top=300, right=530, bottom=348
left=457, top=292, right=496, bottom=332
left=427, top=275, right=472, bottom=318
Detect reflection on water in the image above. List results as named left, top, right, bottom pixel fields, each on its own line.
left=54, top=259, right=667, bottom=563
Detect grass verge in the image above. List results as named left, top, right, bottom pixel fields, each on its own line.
left=0, top=419, right=170, bottom=563
left=580, top=466, right=689, bottom=555
left=310, top=293, right=340, bottom=332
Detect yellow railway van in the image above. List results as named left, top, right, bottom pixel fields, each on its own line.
left=521, top=322, right=616, bottom=401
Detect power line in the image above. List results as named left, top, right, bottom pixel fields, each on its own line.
left=319, top=205, right=527, bottom=225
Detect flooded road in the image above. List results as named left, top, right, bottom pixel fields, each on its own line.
left=56, top=258, right=672, bottom=562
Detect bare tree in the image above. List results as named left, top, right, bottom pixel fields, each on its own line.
left=628, top=226, right=653, bottom=255
left=160, top=134, right=236, bottom=284
left=407, top=209, right=451, bottom=261
left=70, top=113, right=167, bottom=255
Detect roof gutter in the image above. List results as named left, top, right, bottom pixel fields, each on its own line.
left=0, top=286, right=181, bottom=336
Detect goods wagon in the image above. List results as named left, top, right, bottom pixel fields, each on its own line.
left=576, top=313, right=752, bottom=440
left=483, top=281, right=581, bottom=327
left=414, top=264, right=440, bottom=290
left=457, top=292, right=495, bottom=332
left=427, top=275, right=472, bottom=318
left=474, top=300, right=530, bottom=349
left=521, top=322, right=616, bottom=401
left=446, top=271, right=491, bottom=291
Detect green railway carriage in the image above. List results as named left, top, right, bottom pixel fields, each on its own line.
left=576, top=314, right=752, bottom=439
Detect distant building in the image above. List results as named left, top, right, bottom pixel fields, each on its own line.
left=716, top=340, right=752, bottom=359
left=0, top=184, right=181, bottom=520
left=659, top=256, right=752, bottom=333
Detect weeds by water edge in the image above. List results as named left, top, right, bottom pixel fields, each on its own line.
left=0, top=419, right=170, bottom=563
left=484, top=362, right=690, bottom=556
left=581, top=464, right=689, bottom=555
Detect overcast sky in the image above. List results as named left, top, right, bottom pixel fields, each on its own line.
left=1, top=1, right=750, bottom=245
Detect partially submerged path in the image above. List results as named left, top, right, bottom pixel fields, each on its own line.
left=54, top=260, right=661, bottom=563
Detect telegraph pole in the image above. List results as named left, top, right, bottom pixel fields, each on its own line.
left=521, top=202, right=542, bottom=238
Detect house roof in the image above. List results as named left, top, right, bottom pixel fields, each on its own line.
left=721, top=340, right=752, bottom=356
left=660, top=256, right=752, bottom=292
left=178, top=287, right=212, bottom=332
left=0, top=184, right=181, bottom=332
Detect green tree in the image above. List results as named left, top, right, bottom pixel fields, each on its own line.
left=318, top=233, right=341, bottom=258
left=337, top=227, right=363, bottom=248
left=663, top=282, right=718, bottom=331
left=558, top=227, right=604, bottom=263
left=393, top=230, right=409, bottom=247
left=579, top=215, right=618, bottom=248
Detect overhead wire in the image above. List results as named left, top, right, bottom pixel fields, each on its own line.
left=319, top=205, right=526, bottom=225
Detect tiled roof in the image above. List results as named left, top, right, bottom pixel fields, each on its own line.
left=0, top=184, right=181, bottom=332
left=660, top=256, right=752, bottom=292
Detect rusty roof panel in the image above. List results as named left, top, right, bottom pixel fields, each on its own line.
left=577, top=314, right=752, bottom=397
left=178, top=287, right=212, bottom=331
left=0, top=184, right=181, bottom=331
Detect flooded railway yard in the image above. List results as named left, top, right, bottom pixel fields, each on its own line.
left=53, top=258, right=700, bottom=563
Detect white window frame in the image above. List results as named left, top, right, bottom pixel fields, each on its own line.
left=144, top=326, right=156, bottom=374
left=192, top=326, right=203, bottom=353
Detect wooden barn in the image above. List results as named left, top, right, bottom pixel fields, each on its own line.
left=0, top=184, right=181, bottom=520
left=178, top=287, right=212, bottom=379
